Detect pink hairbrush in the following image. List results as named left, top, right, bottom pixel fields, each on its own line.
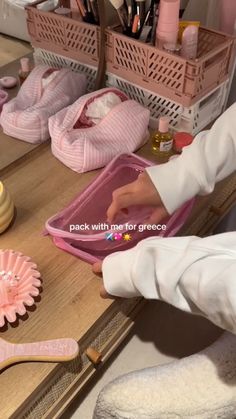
left=0, top=337, right=79, bottom=371
left=0, top=77, right=18, bottom=89
left=0, top=249, right=41, bottom=327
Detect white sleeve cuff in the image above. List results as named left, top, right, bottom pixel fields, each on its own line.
left=102, top=247, right=141, bottom=298
left=146, top=152, right=201, bottom=214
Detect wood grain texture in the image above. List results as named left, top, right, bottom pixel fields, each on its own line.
left=0, top=54, right=39, bottom=173
left=0, top=35, right=32, bottom=66
left=0, top=144, right=112, bottom=418
left=0, top=113, right=235, bottom=417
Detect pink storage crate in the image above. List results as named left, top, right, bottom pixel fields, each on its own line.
left=45, top=154, right=194, bottom=264
left=106, top=73, right=229, bottom=135
left=106, top=26, right=234, bottom=107
left=33, top=48, right=98, bottom=92
left=26, top=0, right=100, bottom=67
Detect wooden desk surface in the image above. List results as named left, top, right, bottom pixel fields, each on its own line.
left=0, top=143, right=114, bottom=418
left=0, top=123, right=161, bottom=418
left=1, top=139, right=236, bottom=419
left=0, top=77, right=234, bottom=417
left=0, top=54, right=38, bottom=172
left=0, top=62, right=157, bottom=417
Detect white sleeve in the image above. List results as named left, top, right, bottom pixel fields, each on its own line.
left=146, top=103, right=236, bottom=214
left=103, top=233, right=236, bottom=333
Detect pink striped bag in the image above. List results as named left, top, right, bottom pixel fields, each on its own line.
left=0, top=65, right=87, bottom=144
left=49, top=88, right=150, bottom=173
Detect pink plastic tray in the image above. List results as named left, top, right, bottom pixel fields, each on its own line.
left=45, top=154, right=194, bottom=263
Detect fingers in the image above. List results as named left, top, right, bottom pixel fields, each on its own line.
left=107, top=194, right=132, bottom=223
left=107, top=196, right=130, bottom=223
left=92, top=261, right=103, bottom=277
left=92, top=263, right=115, bottom=299
left=106, top=172, right=162, bottom=223
left=100, top=284, right=114, bottom=299
left=144, top=207, right=169, bottom=225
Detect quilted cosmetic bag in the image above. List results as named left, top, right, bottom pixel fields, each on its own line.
left=49, top=88, right=150, bottom=173
left=45, top=154, right=194, bottom=263
left=0, top=65, right=87, bottom=143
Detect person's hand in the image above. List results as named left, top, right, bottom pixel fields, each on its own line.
left=107, top=171, right=169, bottom=223
left=92, top=261, right=114, bottom=299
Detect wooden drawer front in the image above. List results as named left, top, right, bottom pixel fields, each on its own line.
left=14, top=298, right=144, bottom=419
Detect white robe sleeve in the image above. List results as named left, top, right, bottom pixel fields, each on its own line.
left=146, top=103, right=236, bottom=214
left=102, top=103, right=236, bottom=333
left=103, top=233, right=236, bottom=333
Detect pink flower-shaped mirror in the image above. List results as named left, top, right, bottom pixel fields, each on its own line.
left=0, top=250, right=41, bottom=327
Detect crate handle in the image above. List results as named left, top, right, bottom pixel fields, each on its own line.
left=203, top=43, right=231, bottom=70
left=198, top=86, right=222, bottom=110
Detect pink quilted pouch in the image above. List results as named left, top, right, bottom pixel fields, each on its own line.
left=0, top=65, right=87, bottom=144
left=49, top=88, right=150, bottom=173
left=45, top=154, right=194, bottom=263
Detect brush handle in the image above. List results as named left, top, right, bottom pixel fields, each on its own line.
left=127, top=5, right=132, bottom=27
left=10, top=339, right=79, bottom=362
left=76, top=0, right=86, bottom=16
left=90, top=0, right=99, bottom=22
left=117, top=5, right=128, bottom=29
left=136, top=0, right=146, bottom=25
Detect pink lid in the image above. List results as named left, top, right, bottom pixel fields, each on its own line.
left=0, top=76, right=18, bottom=89
left=158, top=116, right=170, bottom=133
left=174, top=132, right=194, bottom=150
left=158, top=0, right=180, bottom=24
left=54, top=7, right=71, bottom=15
left=20, top=57, right=30, bottom=73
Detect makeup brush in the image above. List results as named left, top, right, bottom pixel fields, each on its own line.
left=135, top=0, right=146, bottom=26
left=132, top=14, right=140, bottom=37
left=76, top=0, right=94, bottom=22
left=127, top=5, right=132, bottom=29
left=125, top=0, right=134, bottom=28
left=151, top=0, right=160, bottom=44
left=94, top=0, right=106, bottom=89
left=138, top=0, right=154, bottom=41
left=83, top=0, right=96, bottom=22
left=139, top=1, right=154, bottom=41
left=108, top=0, right=128, bottom=30
left=90, top=0, right=99, bottom=22
left=76, top=0, right=86, bottom=17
